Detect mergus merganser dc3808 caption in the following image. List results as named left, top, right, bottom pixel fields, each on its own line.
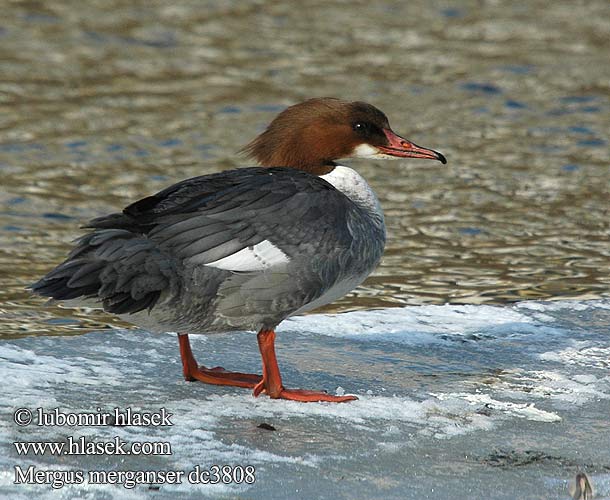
left=32, top=98, right=446, bottom=403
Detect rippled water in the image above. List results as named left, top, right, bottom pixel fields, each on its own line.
left=1, top=0, right=609, bottom=337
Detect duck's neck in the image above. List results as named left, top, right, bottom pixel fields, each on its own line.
left=319, top=165, right=384, bottom=224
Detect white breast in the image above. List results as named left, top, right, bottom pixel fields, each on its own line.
left=320, top=165, right=384, bottom=223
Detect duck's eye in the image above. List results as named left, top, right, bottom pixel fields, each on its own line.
left=353, top=122, right=370, bottom=134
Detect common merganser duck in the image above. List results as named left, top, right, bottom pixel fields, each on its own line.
left=31, top=98, right=446, bottom=403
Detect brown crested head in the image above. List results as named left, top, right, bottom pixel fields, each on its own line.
left=241, top=97, right=446, bottom=174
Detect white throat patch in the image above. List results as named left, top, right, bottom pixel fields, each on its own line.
left=351, top=143, right=404, bottom=160
left=351, top=143, right=379, bottom=158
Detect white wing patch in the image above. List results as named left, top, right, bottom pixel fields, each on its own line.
left=205, top=240, right=290, bottom=272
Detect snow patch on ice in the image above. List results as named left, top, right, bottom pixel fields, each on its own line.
left=286, top=302, right=572, bottom=344
left=434, top=392, right=562, bottom=422
left=540, top=343, right=610, bottom=370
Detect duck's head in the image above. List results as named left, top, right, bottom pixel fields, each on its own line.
left=242, top=97, right=446, bottom=174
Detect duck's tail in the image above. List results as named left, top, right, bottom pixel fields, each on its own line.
left=30, top=229, right=172, bottom=315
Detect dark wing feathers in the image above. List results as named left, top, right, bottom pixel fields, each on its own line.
left=32, top=167, right=359, bottom=315
left=120, top=168, right=273, bottom=220
left=136, top=167, right=355, bottom=262
left=31, top=231, right=175, bottom=314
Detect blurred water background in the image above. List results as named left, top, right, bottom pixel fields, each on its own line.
left=1, top=0, right=608, bottom=338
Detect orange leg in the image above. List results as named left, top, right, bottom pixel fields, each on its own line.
left=178, top=334, right=261, bottom=388
left=253, top=329, right=357, bottom=403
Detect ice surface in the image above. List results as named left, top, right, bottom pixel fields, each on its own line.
left=1, top=300, right=609, bottom=499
